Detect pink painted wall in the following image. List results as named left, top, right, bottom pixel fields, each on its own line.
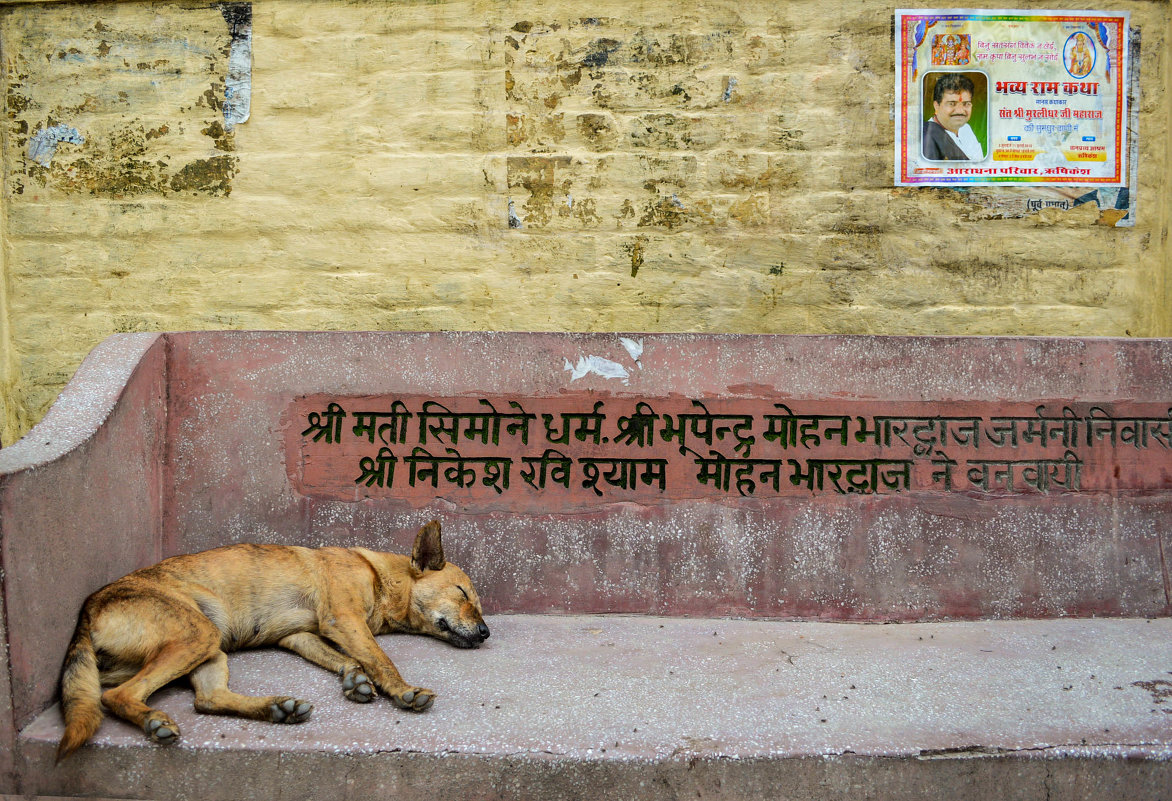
left=0, top=334, right=167, bottom=761
left=164, top=332, right=1172, bottom=621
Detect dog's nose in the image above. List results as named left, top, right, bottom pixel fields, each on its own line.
left=477, top=623, right=490, bottom=640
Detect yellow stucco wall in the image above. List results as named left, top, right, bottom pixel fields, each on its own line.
left=0, top=0, right=1169, bottom=444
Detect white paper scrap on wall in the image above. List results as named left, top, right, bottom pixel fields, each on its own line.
left=221, top=3, right=252, bottom=130
left=620, top=337, right=644, bottom=368
left=564, top=355, right=630, bottom=384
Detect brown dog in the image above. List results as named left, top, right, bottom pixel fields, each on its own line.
left=56, top=520, right=488, bottom=760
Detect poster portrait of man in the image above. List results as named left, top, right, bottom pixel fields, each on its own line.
left=920, top=71, right=988, bottom=161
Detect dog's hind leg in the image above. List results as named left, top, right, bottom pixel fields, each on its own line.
left=189, top=651, right=313, bottom=724
left=100, top=636, right=218, bottom=746
left=278, top=631, right=377, bottom=703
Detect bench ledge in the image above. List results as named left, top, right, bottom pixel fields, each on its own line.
left=16, top=615, right=1172, bottom=800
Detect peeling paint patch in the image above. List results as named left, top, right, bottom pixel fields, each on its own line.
left=26, top=125, right=84, bottom=166
left=564, top=355, right=630, bottom=384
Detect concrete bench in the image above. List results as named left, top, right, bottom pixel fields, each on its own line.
left=1, top=331, right=1170, bottom=799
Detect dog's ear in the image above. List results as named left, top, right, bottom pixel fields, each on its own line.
left=411, top=520, right=446, bottom=572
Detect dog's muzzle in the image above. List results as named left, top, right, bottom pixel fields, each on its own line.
left=438, top=618, right=490, bottom=647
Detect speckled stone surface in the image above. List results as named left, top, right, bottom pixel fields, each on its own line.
left=18, top=615, right=1172, bottom=800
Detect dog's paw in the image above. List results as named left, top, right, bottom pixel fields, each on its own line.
left=341, top=668, right=377, bottom=703
left=268, top=697, right=313, bottom=724
left=143, top=711, right=180, bottom=745
left=390, top=687, right=435, bottom=712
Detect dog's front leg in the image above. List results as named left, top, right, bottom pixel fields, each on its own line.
left=319, top=614, right=435, bottom=712
left=278, top=631, right=377, bottom=703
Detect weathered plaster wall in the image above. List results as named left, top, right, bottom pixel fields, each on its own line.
left=0, top=0, right=1169, bottom=444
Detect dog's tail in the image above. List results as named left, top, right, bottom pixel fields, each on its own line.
left=56, top=608, right=103, bottom=762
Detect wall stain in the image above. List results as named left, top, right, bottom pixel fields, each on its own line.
left=506, top=113, right=527, bottom=146
left=201, top=120, right=234, bottom=152
left=628, top=31, right=722, bottom=67
left=929, top=257, right=1046, bottom=303
left=624, top=238, right=645, bottom=277
left=7, top=84, right=33, bottom=116
left=1132, top=680, right=1172, bottom=711
left=504, top=17, right=783, bottom=232
left=639, top=194, right=691, bottom=230
left=577, top=113, right=614, bottom=151
left=507, top=156, right=572, bottom=228
left=27, top=124, right=166, bottom=196
left=583, top=38, right=622, bottom=68
left=559, top=196, right=601, bottom=226
left=615, top=199, right=635, bottom=226
left=716, top=153, right=798, bottom=191
left=729, top=194, right=769, bottom=226
left=197, top=81, right=226, bottom=113
left=169, top=155, right=236, bottom=196
left=20, top=121, right=238, bottom=198
left=6, top=9, right=241, bottom=199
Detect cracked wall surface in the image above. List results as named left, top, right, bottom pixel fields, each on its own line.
left=0, top=0, right=1170, bottom=443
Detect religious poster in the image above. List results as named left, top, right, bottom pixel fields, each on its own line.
left=896, top=9, right=1130, bottom=186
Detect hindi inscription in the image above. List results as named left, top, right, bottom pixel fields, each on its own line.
left=286, top=395, right=1172, bottom=508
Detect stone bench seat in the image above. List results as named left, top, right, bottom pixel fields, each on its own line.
left=2, top=331, right=1171, bottom=799
left=17, top=615, right=1172, bottom=800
